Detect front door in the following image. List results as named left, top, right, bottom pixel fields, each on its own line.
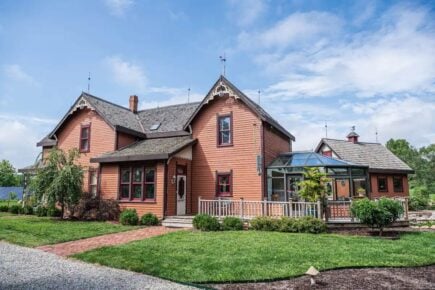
left=176, top=175, right=186, bottom=215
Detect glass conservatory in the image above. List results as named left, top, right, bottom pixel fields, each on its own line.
left=267, top=152, right=369, bottom=201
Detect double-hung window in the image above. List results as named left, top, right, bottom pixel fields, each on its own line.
left=217, top=114, right=232, bottom=146
left=89, top=169, right=98, bottom=197
left=216, top=172, right=232, bottom=197
left=80, top=124, right=91, bottom=152
left=393, top=176, right=403, bottom=192
left=119, top=166, right=155, bottom=201
left=377, top=176, right=388, bottom=192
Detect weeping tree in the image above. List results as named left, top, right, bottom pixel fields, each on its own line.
left=298, top=167, right=330, bottom=218
left=31, top=148, right=83, bottom=218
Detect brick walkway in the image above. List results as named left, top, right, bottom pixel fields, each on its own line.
left=37, top=226, right=182, bottom=256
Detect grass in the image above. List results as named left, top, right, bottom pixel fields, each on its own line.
left=0, top=213, right=137, bottom=247
left=73, top=230, right=435, bottom=283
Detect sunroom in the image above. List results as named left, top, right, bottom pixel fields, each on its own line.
left=267, top=152, right=369, bottom=201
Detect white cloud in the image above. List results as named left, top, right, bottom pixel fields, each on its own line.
left=104, top=0, right=134, bottom=17
left=0, top=114, right=56, bottom=169
left=139, top=86, right=203, bottom=109
left=241, top=4, right=435, bottom=100
left=227, top=0, right=267, bottom=27
left=104, top=56, right=147, bottom=93
left=3, top=64, right=39, bottom=86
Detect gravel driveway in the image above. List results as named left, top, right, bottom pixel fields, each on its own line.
left=0, top=242, right=196, bottom=290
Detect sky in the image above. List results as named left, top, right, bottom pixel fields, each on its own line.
left=1, top=0, right=434, bottom=169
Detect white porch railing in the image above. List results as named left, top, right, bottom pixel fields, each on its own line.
left=198, top=197, right=321, bottom=220
left=198, top=197, right=409, bottom=222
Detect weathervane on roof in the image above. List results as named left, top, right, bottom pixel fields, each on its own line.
left=219, top=53, right=226, bottom=76
left=375, top=127, right=379, bottom=142
left=325, top=121, right=328, bottom=138
left=351, top=125, right=356, bottom=132
left=187, top=87, right=191, bottom=104
left=87, top=72, right=91, bottom=93
left=257, top=89, right=261, bottom=105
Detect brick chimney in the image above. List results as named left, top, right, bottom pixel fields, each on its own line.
left=129, top=95, right=138, bottom=113
left=347, top=126, right=359, bottom=143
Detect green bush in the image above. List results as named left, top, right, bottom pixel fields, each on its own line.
left=119, top=209, right=139, bottom=225
left=8, top=204, right=22, bottom=214
left=193, top=214, right=221, bottom=231
left=140, top=213, right=159, bottom=226
left=222, top=217, right=244, bottom=231
left=47, top=207, right=62, bottom=217
left=295, top=216, right=327, bottom=233
left=409, top=194, right=429, bottom=211
left=0, top=205, right=8, bottom=212
left=23, top=205, right=34, bottom=215
left=250, top=217, right=280, bottom=231
left=35, top=206, right=48, bottom=217
left=351, top=198, right=403, bottom=236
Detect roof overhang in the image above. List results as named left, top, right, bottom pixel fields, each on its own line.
left=36, top=138, right=57, bottom=147
left=368, top=168, right=415, bottom=174
left=115, top=125, right=147, bottom=139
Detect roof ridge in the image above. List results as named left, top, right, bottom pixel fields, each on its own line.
left=137, top=102, right=201, bottom=113
left=82, top=92, right=132, bottom=113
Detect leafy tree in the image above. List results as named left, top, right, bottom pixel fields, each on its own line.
left=298, top=167, right=330, bottom=218
left=351, top=198, right=403, bottom=236
left=0, top=160, right=20, bottom=186
left=31, top=148, right=83, bottom=218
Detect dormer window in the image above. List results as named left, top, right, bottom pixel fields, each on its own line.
left=217, top=113, right=233, bottom=146
left=80, top=124, right=91, bottom=152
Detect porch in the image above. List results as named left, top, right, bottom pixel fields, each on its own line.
left=197, top=197, right=409, bottom=223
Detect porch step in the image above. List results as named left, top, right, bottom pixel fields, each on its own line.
left=162, top=216, right=194, bottom=228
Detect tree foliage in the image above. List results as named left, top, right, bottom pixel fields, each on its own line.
left=0, top=160, right=20, bottom=186
left=298, top=167, right=330, bottom=202
left=31, top=148, right=83, bottom=218
left=351, top=198, right=403, bottom=236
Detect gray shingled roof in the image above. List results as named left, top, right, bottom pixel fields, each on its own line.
left=317, top=138, right=413, bottom=173
left=91, top=136, right=196, bottom=163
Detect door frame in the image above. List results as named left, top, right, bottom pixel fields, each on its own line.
left=176, top=174, right=187, bottom=215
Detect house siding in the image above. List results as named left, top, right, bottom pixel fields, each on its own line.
left=116, top=132, right=138, bottom=149
left=370, top=173, right=409, bottom=199
left=191, top=96, right=263, bottom=213
left=56, top=108, right=115, bottom=192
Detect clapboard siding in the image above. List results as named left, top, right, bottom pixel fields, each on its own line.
left=263, top=125, right=291, bottom=167
left=117, top=132, right=137, bottom=149
left=191, top=96, right=263, bottom=213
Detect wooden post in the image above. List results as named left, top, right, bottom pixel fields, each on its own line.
left=218, top=197, right=222, bottom=218
left=317, top=200, right=322, bottom=219
left=240, top=198, right=244, bottom=220
left=404, top=197, right=409, bottom=221
left=198, top=196, right=201, bottom=214
left=288, top=198, right=293, bottom=218
left=324, top=200, right=329, bottom=222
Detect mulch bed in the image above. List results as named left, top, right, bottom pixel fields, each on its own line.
left=209, top=265, right=435, bottom=290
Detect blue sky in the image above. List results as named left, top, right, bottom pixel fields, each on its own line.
left=1, top=0, right=434, bottom=168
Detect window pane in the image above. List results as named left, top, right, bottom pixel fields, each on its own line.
left=378, top=178, right=387, bottom=191
left=218, top=175, right=231, bottom=195
left=221, top=131, right=230, bottom=144
left=145, top=168, right=155, bottom=183
left=351, top=168, right=365, bottom=175
left=121, top=169, right=130, bottom=183
left=90, top=172, right=97, bottom=185
left=145, top=184, right=155, bottom=199
left=132, top=185, right=142, bottom=199
left=393, top=177, right=403, bottom=192
left=353, top=178, right=366, bottom=196
left=90, top=185, right=97, bottom=196
left=81, top=127, right=89, bottom=138
left=80, top=139, right=89, bottom=151
left=133, top=168, right=142, bottom=182
left=220, top=117, right=230, bottom=130
left=120, top=184, right=129, bottom=198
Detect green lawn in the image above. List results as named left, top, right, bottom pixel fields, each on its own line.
left=74, top=230, right=435, bottom=283
left=0, top=213, right=136, bottom=247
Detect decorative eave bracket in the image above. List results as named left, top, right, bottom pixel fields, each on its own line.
left=204, top=80, right=239, bottom=105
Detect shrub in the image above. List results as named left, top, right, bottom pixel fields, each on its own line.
left=222, top=217, right=244, bottom=231
left=193, top=214, right=221, bottom=231
left=295, top=216, right=327, bottom=233
left=140, top=213, right=159, bottom=226
left=35, top=206, right=48, bottom=217
left=409, top=194, right=429, bottom=211
left=47, top=207, right=62, bottom=217
left=0, top=205, right=8, bottom=212
left=23, top=205, right=34, bottom=215
left=250, top=217, right=280, bottom=231
left=119, top=209, right=139, bottom=225
left=351, top=198, right=403, bottom=236
left=8, top=204, right=22, bottom=214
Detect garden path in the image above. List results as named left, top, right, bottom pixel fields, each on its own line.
left=37, top=226, right=182, bottom=256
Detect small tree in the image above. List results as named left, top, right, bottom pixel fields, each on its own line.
left=351, top=198, right=403, bottom=236
left=0, top=160, right=20, bottom=186
left=31, top=149, right=83, bottom=218
left=298, top=167, right=330, bottom=218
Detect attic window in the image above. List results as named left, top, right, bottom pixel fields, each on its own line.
left=150, top=123, right=161, bottom=131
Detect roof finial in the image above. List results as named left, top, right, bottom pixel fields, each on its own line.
left=87, top=72, right=91, bottom=93
left=187, top=87, right=191, bottom=104
left=351, top=125, right=355, bottom=132
left=375, top=127, right=378, bottom=142
left=219, top=53, right=226, bottom=76
left=257, top=89, right=261, bottom=105
left=325, top=121, right=328, bottom=138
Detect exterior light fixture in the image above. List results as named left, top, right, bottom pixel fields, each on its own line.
left=305, top=266, right=319, bottom=286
